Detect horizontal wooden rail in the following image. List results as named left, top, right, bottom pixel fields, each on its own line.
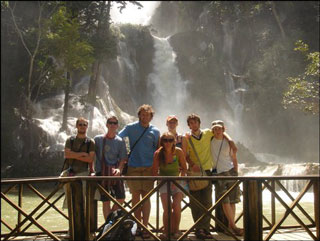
left=1, top=175, right=319, bottom=241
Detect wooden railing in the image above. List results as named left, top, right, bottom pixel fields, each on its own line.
left=1, top=175, right=319, bottom=240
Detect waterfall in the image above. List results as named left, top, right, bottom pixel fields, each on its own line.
left=147, top=35, right=189, bottom=133
left=221, top=21, right=248, bottom=142
left=117, top=41, right=139, bottom=107
left=240, top=153, right=319, bottom=192
left=32, top=76, right=135, bottom=149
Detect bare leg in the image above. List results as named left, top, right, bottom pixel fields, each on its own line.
left=222, top=203, right=236, bottom=229
left=141, top=190, right=151, bottom=227
left=160, top=193, right=169, bottom=236
left=132, top=191, right=142, bottom=222
left=230, top=203, right=236, bottom=225
left=111, top=198, right=124, bottom=212
left=103, top=201, right=111, bottom=221
left=171, top=192, right=183, bottom=234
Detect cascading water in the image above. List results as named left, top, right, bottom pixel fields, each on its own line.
left=32, top=76, right=135, bottom=150
left=221, top=21, right=248, bottom=142
left=147, top=35, right=189, bottom=133
left=117, top=41, right=139, bottom=108
left=241, top=153, right=319, bottom=192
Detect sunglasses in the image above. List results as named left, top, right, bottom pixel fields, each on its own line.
left=107, top=121, right=118, bottom=125
left=78, top=123, right=88, bottom=127
left=163, top=138, right=174, bottom=143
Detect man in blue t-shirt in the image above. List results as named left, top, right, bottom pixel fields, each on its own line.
left=118, top=104, right=160, bottom=239
left=94, top=116, right=127, bottom=220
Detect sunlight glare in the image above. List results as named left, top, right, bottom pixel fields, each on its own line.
left=110, top=1, right=160, bottom=25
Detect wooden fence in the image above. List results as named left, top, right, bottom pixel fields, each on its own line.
left=1, top=175, right=319, bottom=240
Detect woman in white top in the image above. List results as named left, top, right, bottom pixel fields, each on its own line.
left=210, top=120, right=243, bottom=236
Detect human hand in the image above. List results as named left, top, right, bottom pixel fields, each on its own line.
left=114, top=168, right=121, bottom=176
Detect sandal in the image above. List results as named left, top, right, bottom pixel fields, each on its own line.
left=195, top=229, right=207, bottom=240
left=142, top=230, right=151, bottom=239
left=232, top=227, right=244, bottom=236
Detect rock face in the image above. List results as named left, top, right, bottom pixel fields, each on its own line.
left=104, top=25, right=155, bottom=116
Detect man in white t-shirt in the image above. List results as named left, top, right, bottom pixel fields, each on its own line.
left=211, top=120, right=243, bottom=236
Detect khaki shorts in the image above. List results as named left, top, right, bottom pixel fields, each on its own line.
left=216, top=168, right=241, bottom=204
left=126, top=166, right=154, bottom=193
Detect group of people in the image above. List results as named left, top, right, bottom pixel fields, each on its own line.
left=62, top=104, right=243, bottom=240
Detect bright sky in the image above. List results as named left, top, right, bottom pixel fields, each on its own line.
left=110, top=1, right=160, bottom=25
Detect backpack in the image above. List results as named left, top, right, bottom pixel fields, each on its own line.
left=96, top=209, right=137, bottom=241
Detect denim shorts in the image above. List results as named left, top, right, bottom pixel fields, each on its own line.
left=159, top=181, right=187, bottom=196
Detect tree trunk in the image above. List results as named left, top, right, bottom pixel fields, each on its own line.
left=270, top=1, right=286, bottom=39
left=61, top=71, right=71, bottom=132
left=87, top=61, right=101, bottom=135
left=87, top=1, right=110, bottom=134
left=87, top=61, right=100, bottom=105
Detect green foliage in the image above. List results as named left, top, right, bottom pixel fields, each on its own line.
left=119, top=24, right=150, bottom=47
left=46, top=6, right=94, bottom=72
left=283, top=41, right=319, bottom=114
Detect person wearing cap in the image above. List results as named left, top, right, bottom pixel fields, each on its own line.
left=166, top=115, right=187, bottom=154
left=185, top=114, right=236, bottom=239
left=93, top=115, right=127, bottom=220
left=211, top=120, right=243, bottom=236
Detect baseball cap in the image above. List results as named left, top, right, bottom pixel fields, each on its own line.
left=211, top=120, right=224, bottom=129
left=167, top=115, right=178, bottom=122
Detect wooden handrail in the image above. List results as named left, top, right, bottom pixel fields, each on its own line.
left=1, top=175, right=319, bottom=241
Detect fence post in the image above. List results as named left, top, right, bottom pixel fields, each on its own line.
left=67, top=180, right=86, bottom=240
left=17, top=184, right=23, bottom=234
left=86, top=180, right=97, bottom=240
left=243, top=179, right=263, bottom=240
left=271, top=180, right=275, bottom=225
left=314, top=178, right=319, bottom=240
left=66, top=182, right=74, bottom=240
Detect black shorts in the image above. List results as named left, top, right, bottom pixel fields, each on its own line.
left=100, top=180, right=126, bottom=202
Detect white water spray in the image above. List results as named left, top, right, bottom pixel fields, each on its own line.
left=147, top=36, right=190, bottom=133
left=221, top=21, right=248, bottom=142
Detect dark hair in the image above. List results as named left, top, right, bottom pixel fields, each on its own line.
left=106, top=115, right=118, bottom=124
left=187, top=113, right=201, bottom=125
left=137, top=104, right=155, bottom=118
left=76, top=117, right=88, bottom=126
left=158, top=132, right=176, bottom=164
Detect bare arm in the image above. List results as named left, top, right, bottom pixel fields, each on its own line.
left=181, top=136, right=188, bottom=158
left=115, top=158, right=126, bottom=176
left=64, top=148, right=94, bottom=163
left=152, top=151, right=160, bottom=176
left=176, top=148, right=187, bottom=176
left=223, top=132, right=237, bottom=153
left=230, top=149, right=238, bottom=173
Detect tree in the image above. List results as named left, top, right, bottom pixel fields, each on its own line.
left=283, top=40, right=319, bottom=114
left=81, top=1, right=142, bottom=133
left=46, top=5, right=94, bottom=131
left=6, top=1, right=58, bottom=120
